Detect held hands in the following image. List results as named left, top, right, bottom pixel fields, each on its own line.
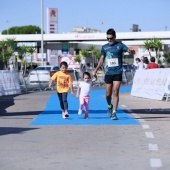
left=92, top=70, right=97, bottom=76
left=71, top=91, right=75, bottom=96
left=128, top=49, right=135, bottom=55
left=92, top=74, right=97, bottom=82
left=49, top=83, right=52, bottom=88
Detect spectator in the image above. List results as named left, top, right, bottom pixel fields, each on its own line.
left=147, top=57, right=159, bottom=69
left=135, top=58, right=144, bottom=70
left=143, top=57, right=149, bottom=69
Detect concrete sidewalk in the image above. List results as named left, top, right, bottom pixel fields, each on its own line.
left=0, top=89, right=170, bottom=170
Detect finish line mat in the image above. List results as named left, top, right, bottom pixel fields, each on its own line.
left=30, top=86, right=139, bottom=125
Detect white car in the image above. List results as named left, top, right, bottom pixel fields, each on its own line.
left=29, top=66, right=59, bottom=84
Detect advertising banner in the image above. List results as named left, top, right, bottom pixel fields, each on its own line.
left=131, top=68, right=170, bottom=100
left=60, top=55, right=80, bottom=69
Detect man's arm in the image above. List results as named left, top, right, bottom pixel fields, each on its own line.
left=93, top=55, right=105, bottom=75
left=128, top=49, right=135, bottom=55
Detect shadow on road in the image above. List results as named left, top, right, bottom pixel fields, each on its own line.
left=0, top=127, right=39, bottom=136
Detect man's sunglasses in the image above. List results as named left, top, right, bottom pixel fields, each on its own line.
left=107, top=37, right=114, bottom=40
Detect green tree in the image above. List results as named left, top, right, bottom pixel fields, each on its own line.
left=161, top=51, right=170, bottom=67
left=150, top=38, right=162, bottom=57
left=89, top=45, right=96, bottom=68
left=74, top=55, right=81, bottom=63
left=27, top=46, right=36, bottom=69
left=80, top=49, right=89, bottom=70
left=17, top=45, right=28, bottom=74
left=144, top=37, right=163, bottom=64
left=144, top=39, right=152, bottom=57
left=2, top=25, right=43, bottom=34
left=0, top=38, right=16, bottom=69
left=93, top=49, right=101, bottom=61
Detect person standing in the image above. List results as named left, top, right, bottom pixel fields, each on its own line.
left=135, top=58, right=144, bottom=70
left=93, top=28, right=135, bottom=120
left=49, top=61, right=74, bottom=119
left=76, top=72, right=97, bottom=119
left=143, top=57, right=149, bottom=69
left=147, top=57, right=159, bottom=69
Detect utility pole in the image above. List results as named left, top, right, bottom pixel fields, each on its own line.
left=41, top=0, right=44, bottom=66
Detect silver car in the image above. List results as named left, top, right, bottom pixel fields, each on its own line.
left=29, top=66, right=59, bottom=84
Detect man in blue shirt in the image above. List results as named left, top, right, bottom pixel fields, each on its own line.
left=93, top=28, right=135, bottom=120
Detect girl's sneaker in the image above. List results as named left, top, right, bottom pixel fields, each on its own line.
left=78, top=109, right=82, bottom=115
left=62, top=111, right=66, bottom=119
left=65, top=111, right=69, bottom=118
left=84, top=112, right=89, bottom=119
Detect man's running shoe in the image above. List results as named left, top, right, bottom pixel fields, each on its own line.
left=111, top=111, right=118, bottom=120
left=107, top=104, right=113, bottom=117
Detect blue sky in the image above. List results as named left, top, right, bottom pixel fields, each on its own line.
left=0, top=0, right=170, bottom=34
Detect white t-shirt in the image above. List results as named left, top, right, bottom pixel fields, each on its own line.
left=79, top=81, right=92, bottom=96
left=137, top=62, right=144, bottom=70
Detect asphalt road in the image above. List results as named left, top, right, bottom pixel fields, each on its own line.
left=0, top=89, right=170, bottom=170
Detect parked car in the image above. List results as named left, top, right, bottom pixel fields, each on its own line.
left=49, top=68, right=80, bottom=87
left=29, top=66, right=59, bottom=84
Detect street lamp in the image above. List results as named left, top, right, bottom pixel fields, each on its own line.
left=41, top=0, right=44, bottom=66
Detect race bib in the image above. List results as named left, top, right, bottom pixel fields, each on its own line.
left=108, top=58, right=118, bottom=67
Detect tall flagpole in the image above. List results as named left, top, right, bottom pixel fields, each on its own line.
left=41, top=0, right=44, bottom=66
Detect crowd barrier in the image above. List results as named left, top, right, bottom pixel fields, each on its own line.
left=0, top=68, right=135, bottom=95
left=131, top=68, right=170, bottom=101
left=0, top=70, right=21, bottom=96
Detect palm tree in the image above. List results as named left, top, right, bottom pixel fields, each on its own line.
left=93, top=49, right=101, bottom=62
left=17, top=45, right=28, bottom=74
left=150, top=38, right=162, bottom=58
left=144, top=37, right=163, bottom=64
left=144, top=39, right=152, bottom=57
left=80, top=49, right=89, bottom=71
left=0, top=38, right=16, bottom=69
left=27, top=46, right=36, bottom=69
left=74, top=55, right=81, bottom=63
left=162, top=51, right=170, bottom=67
left=89, top=45, right=96, bottom=68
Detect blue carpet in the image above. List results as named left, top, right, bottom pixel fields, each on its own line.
left=30, top=86, right=139, bottom=125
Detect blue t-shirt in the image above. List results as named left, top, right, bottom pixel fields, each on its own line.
left=101, top=41, right=128, bottom=75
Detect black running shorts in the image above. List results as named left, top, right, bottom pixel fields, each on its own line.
left=104, top=74, right=122, bottom=84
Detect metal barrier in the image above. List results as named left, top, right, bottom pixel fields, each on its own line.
left=19, top=68, right=135, bottom=93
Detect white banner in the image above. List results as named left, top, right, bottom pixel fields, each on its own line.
left=131, top=68, right=170, bottom=100
left=0, top=70, right=21, bottom=96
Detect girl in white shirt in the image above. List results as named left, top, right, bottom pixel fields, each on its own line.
left=76, top=72, right=97, bottom=119
left=135, top=58, right=144, bottom=70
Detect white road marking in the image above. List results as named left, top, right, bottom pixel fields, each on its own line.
left=145, top=132, right=154, bottom=138
left=135, top=115, right=140, bottom=118
left=138, top=119, right=145, bottom=123
left=121, top=105, right=127, bottom=107
left=142, top=125, right=150, bottom=129
left=126, top=109, right=132, bottom=112
left=131, top=113, right=137, bottom=116
left=150, top=158, right=162, bottom=167
left=149, top=144, right=158, bottom=151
